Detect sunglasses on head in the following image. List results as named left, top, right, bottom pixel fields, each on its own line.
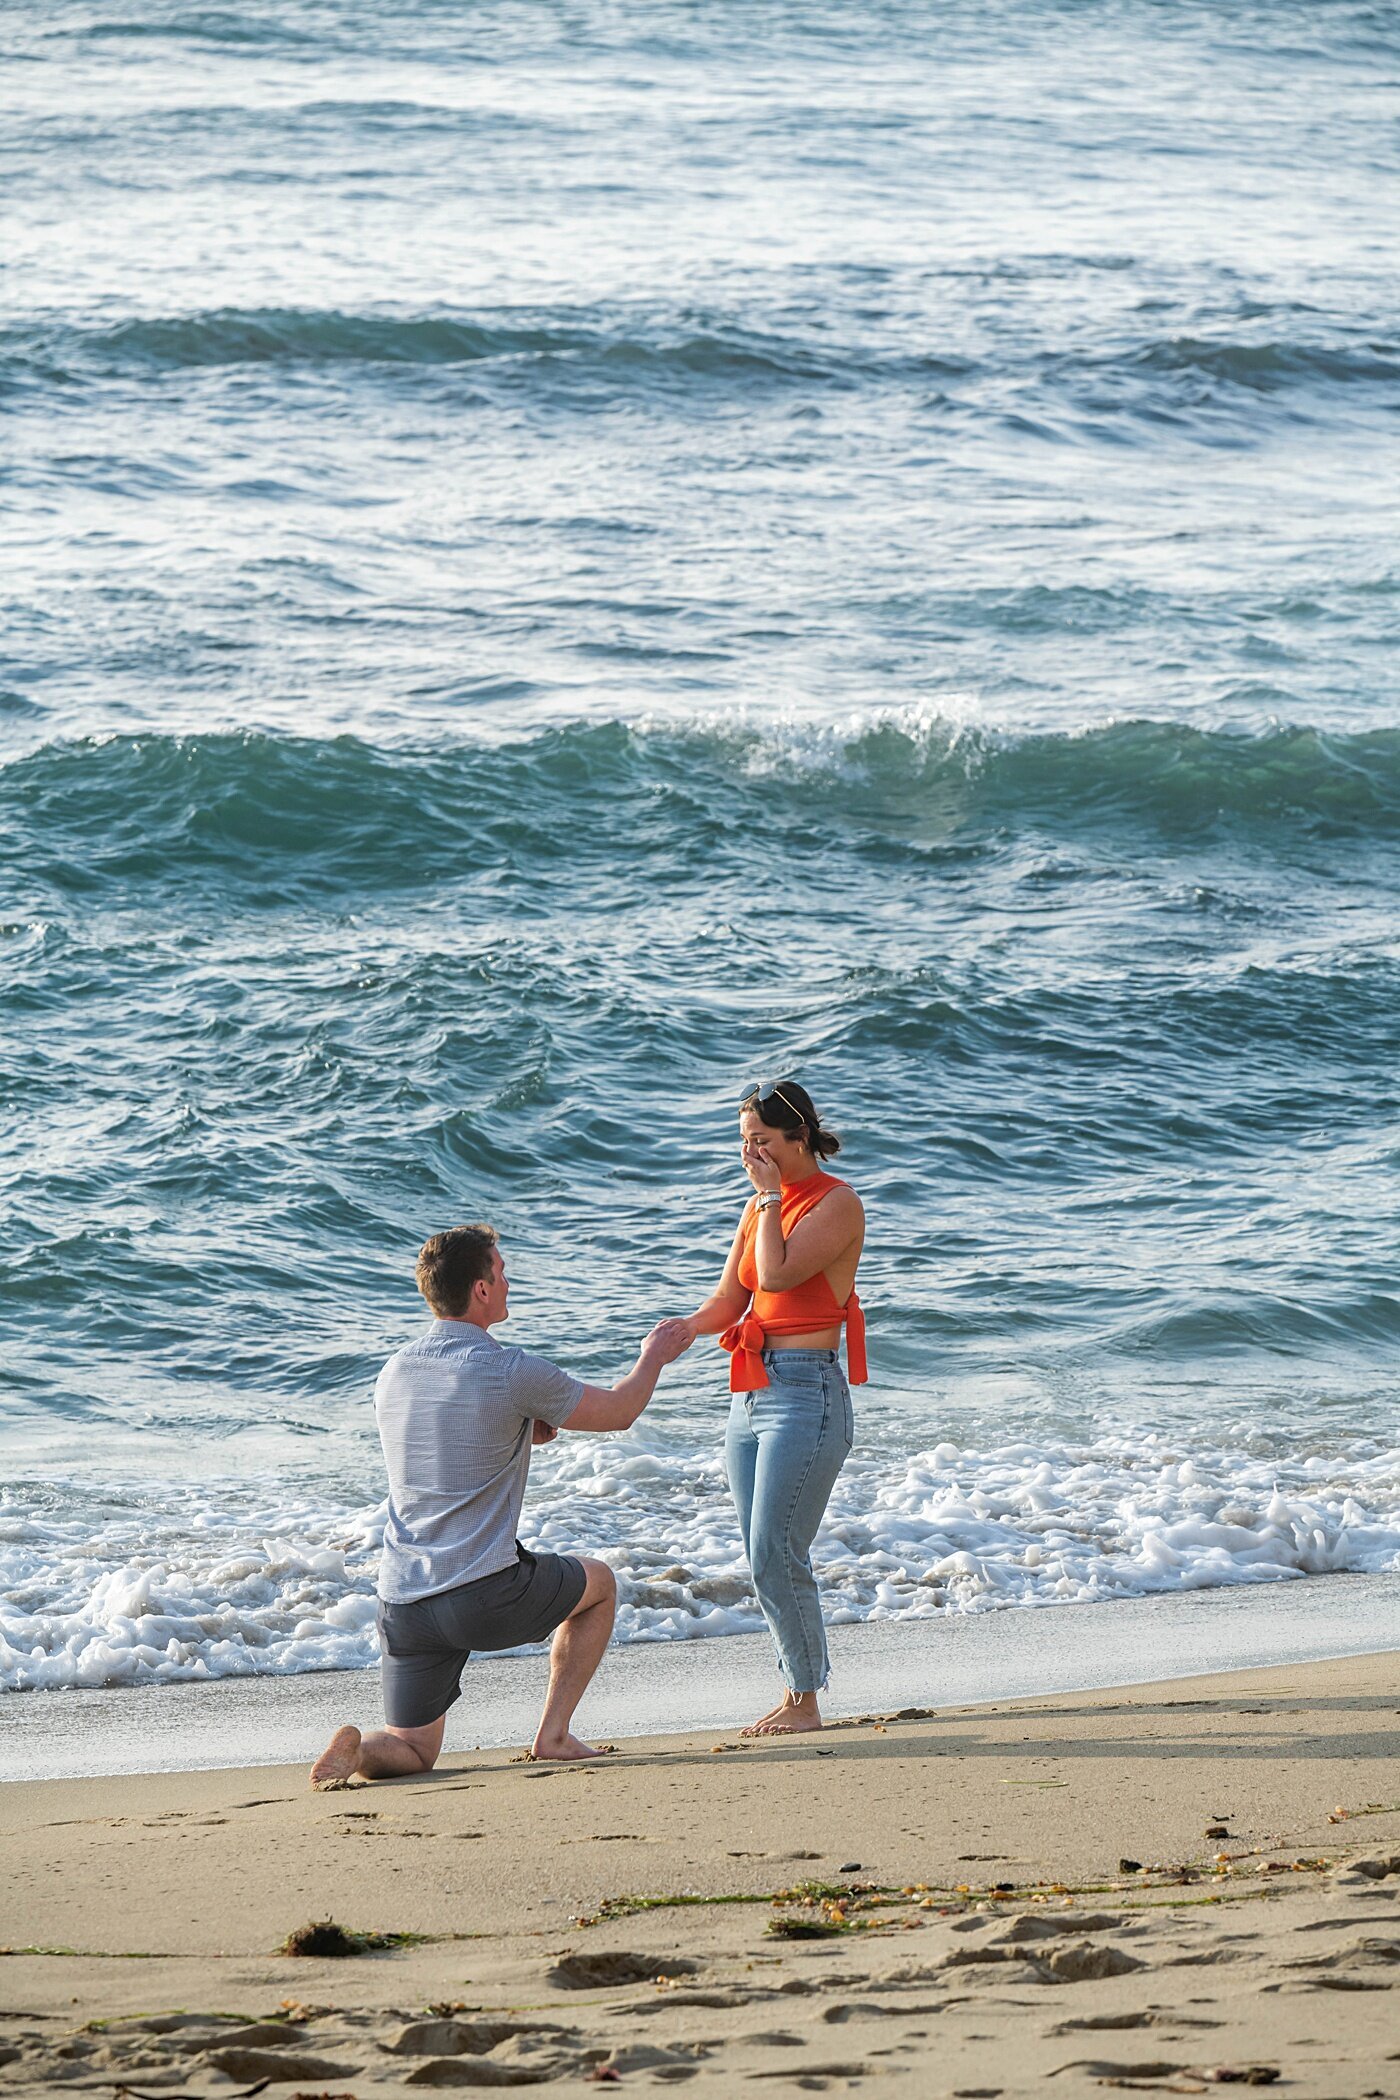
left=745, top=1077, right=804, bottom=1121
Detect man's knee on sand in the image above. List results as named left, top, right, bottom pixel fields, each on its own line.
left=383, top=1713, right=446, bottom=1771
left=378, top=1561, right=614, bottom=1765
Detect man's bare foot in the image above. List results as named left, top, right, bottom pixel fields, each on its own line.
left=742, top=1692, right=823, bottom=1737
left=310, top=1724, right=363, bottom=1790
left=528, top=1732, right=612, bottom=1763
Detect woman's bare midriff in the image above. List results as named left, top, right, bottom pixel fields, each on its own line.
left=766, top=1327, right=841, bottom=1351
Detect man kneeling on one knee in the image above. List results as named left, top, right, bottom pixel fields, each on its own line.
left=312, top=1224, right=692, bottom=1786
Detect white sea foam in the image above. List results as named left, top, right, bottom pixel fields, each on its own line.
left=634, top=698, right=995, bottom=784
left=3, top=1426, right=1397, bottom=1694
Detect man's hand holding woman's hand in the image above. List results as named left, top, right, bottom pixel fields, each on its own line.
left=644, top=1318, right=696, bottom=1363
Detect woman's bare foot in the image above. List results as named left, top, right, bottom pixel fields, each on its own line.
left=310, top=1724, right=363, bottom=1790
left=742, top=1692, right=823, bottom=1737
left=741, top=1697, right=790, bottom=1733
left=529, top=1731, right=612, bottom=1763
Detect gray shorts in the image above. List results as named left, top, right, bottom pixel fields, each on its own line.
left=376, top=1545, right=588, bottom=1730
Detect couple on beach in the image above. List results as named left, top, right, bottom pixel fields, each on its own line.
left=311, top=1080, right=866, bottom=1788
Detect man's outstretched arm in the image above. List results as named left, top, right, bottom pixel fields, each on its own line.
left=564, top=1321, right=692, bottom=1432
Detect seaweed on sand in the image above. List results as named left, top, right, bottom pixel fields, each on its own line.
left=277, top=1918, right=425, bottom=1958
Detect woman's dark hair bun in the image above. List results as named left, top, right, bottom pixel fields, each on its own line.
left=742, top=1079, right=842, bottom=1159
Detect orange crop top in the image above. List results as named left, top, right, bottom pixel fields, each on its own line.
left=719, top=1169, right=868, bottom=1393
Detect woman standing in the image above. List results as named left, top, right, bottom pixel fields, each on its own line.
left=676, top=1080, right=865, bottom=1736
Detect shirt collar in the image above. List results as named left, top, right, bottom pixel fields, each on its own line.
left=429, top=1319, right=500, bottom=1347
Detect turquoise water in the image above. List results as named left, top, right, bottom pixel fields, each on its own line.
left=3, top=2, right=1398, bottom=1692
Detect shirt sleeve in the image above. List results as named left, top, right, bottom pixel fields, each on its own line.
left=506, top=1348, right=584, bottom=1428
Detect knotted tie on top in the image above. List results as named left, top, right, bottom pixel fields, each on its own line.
left=718, top=1169, right=868, bottom=1393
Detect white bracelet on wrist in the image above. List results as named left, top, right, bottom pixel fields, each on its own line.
left=756, top=1192, right=782, bottom=1212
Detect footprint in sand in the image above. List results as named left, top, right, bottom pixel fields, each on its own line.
left=547, top=1951, right=701, bottom=1990
left=747, top=2061, right=869, bottom=2082
left=727, top=1847, right=821, bottom=1860
left=626, top=1989, right=764, bottom=2012
left=601, top=2040, right=708, bottom=2075
left=1051, top=2060, right=1191, bottom=2081
left=1052, top=2012, right=1223, bottom=2033
left=995, top=1913, right=1132, bottom=1943
left=389, top=2017, right=566, bottom=2057
left=942, top=1940, right=1146, bottom=1982
left=203, top=2044, right=355, bottom=2080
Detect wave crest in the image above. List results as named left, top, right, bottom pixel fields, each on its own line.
left=4, top=305, right=1393, bottom=415
left=4, top=716, right=1397, bottom=904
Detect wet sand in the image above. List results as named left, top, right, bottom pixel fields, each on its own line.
left=1, top=1650, right=1397, bottom=2095
left=6, top=1572, right=1397, bottom=1785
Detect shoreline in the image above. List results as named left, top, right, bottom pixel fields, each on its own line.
left=2, top=1568, right=1396, bottom=1783
left=1, top=1648, right=1396, bottom=2095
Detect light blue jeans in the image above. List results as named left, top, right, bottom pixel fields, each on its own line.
left=725, top=1349, right=854, bottom=1695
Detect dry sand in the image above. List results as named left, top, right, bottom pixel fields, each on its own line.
left=1, top=1650, right=1397, bottom=2096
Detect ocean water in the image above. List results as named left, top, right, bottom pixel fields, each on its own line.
left=3, top=1, right=1399, bottom=1696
